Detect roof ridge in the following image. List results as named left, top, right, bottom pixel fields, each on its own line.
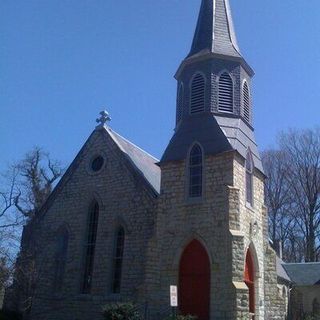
left=107, top=128, right=159, bottom=162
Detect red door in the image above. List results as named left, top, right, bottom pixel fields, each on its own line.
left=244, top=250, right=255, bottom=316
left=179, top=240, right=210, bottom=320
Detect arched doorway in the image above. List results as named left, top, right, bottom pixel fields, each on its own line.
left=179, top=239, right=210, bottom=320
left=244, top=249, right=255, bottom=317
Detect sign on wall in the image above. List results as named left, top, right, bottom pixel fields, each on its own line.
left=170, top=285, right=178, bottom=307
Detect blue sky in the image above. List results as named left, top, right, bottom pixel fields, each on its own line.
left=1, top=0, right=320, bottom=171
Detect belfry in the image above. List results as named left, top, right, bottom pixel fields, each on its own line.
left=9, top=1, right=288, bottom=320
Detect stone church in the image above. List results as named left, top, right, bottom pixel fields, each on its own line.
left=9, top=0, right=289, bottom=319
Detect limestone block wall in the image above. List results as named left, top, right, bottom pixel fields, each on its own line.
left=28, top=129, right=157, bottom=320
left=151, top=151, right=243, bottom=319
left=232, top=153, right=266, bottom=320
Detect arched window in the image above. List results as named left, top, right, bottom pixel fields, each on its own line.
left=53, top=228, right=69, bottom=292
left=244, top=250, right=255, bottom=315
left=246, top=150, right=254, bottom=206
left=177, top=83, right=184, bottom=123
left=188, top=144, right=203, bottom=198
left=218, top=72, right=233, bottom=113
left=82, top=201, right=99, bottom=294
left=190, top=73, right=205, bottom=114
left=243, top=81, right=250, bottom=123
left=112, top=226, right=125, bottom=294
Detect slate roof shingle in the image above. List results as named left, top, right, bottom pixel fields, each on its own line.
left=283, top=263, right=320, bottom=286
left=188, top=0, right=241, bottom=59
left=107, top=128, right=161, bottom=195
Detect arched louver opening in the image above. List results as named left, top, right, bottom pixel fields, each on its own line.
left=246, top=151, right=254, bottom=206
left=177, top=84, right=184, bottom=123
left=190, top=73, right=205, bottom=114
left=82, top=201, right=99, bottom=294
left=243, top=81, right=250, bottom=123
left=188, top=144, right=203, bottom=198
left=53, top=228, right=69, bottom=292
left=218, top=72, right=233, bottom=113
left=112, top=226, right=125, bottom=294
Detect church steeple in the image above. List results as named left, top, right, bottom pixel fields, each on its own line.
left=188, top=0, right=241, bottom=59
left=161, top=0, right=263, bottom=173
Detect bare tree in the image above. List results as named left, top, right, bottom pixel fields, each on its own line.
left=0, top=147, right=64, bottom=313
left=262, top=149, right=298, bottom=261
left=279, top=128, right=320, bottom=262
left=263, top=128, right=320, bottom=262
left=14, top=147, right=63, bottom=218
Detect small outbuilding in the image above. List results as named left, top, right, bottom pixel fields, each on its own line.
left=283, top=262, right=320, bottom=319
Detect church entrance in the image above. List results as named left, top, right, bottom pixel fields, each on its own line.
left=179, top=239, right=210, bottom=320
left=244, top=249, right=255, bottom=318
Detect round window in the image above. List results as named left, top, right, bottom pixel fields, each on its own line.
left=91, top=156, right=104, bottom=172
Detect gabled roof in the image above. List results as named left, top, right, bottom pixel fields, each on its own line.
left=276, top=257, right=291, bottom=282
left=283, top=263, right=320, bottom=286
left=106, top=127, right=161, bottom=194
left=38, top=126, right=161, bottom=218
left=187, top=0, right=241, bottom=59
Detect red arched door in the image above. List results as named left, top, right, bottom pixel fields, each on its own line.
left=179, top=240, right=210, bottom=320
left=244, top=250, right=255, bottom=316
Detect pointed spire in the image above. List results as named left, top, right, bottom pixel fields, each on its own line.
left=188, top=0, right=241, bottom=59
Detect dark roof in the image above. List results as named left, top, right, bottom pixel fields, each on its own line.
left=215, top=116, right=264, bottom=173
left=276, top=257, right=291, bottom=282
left=283, top=263, right=320, bottom=286
left=187, top=0, right=241, bottom=59
left=161, top=113, right=233, bottom=163
left=161, top=113, right=264, bottom=174
left=106, top=128, right=161, bottom=194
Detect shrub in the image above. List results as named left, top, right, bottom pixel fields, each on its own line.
left=303, top=314, right=320, bottom=320
left=164, top=315, right=197, bottom=320
left=102, top=302, right=142, bottom=320
left=0, top=310, right=23, bottom=320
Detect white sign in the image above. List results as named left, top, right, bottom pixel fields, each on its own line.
left=170, top=285, right=178, bottom=307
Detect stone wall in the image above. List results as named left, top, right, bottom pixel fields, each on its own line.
left=151, top=151, right=234, bottom=319
left=25, top=129, right=157, bottom=320
left=148, top=150, right=272, bottom=319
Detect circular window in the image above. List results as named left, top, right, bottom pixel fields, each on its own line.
left=91, top=156, right=104, bottom=172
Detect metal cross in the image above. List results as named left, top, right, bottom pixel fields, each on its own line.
left=96, top=110, right=111, bottom=127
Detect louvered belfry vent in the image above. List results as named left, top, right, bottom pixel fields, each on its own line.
left=177, top=84, right=184, bottom=122
left=243, top=81, right=250, bottom=122
left=218, top=73, right=233, bottom=113
left=190, top=73, right=205, bottom=114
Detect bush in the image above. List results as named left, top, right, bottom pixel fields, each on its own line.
left=303, top=314, right=320, bottom=320
left=102, top=303, right=142, bottom=320
left=0, top=310, right=22, bottom=320
left=164, top=315, right=197, bottom=320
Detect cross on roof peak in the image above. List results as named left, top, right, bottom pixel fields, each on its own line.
left=96, top=110, right=111, bottom=128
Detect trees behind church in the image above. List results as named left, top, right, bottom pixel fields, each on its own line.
left=262, top=127, right=320, bottom=263
left=1, top=129, right=320, bottom=280
left=0, top=147, right=64, bottom=310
